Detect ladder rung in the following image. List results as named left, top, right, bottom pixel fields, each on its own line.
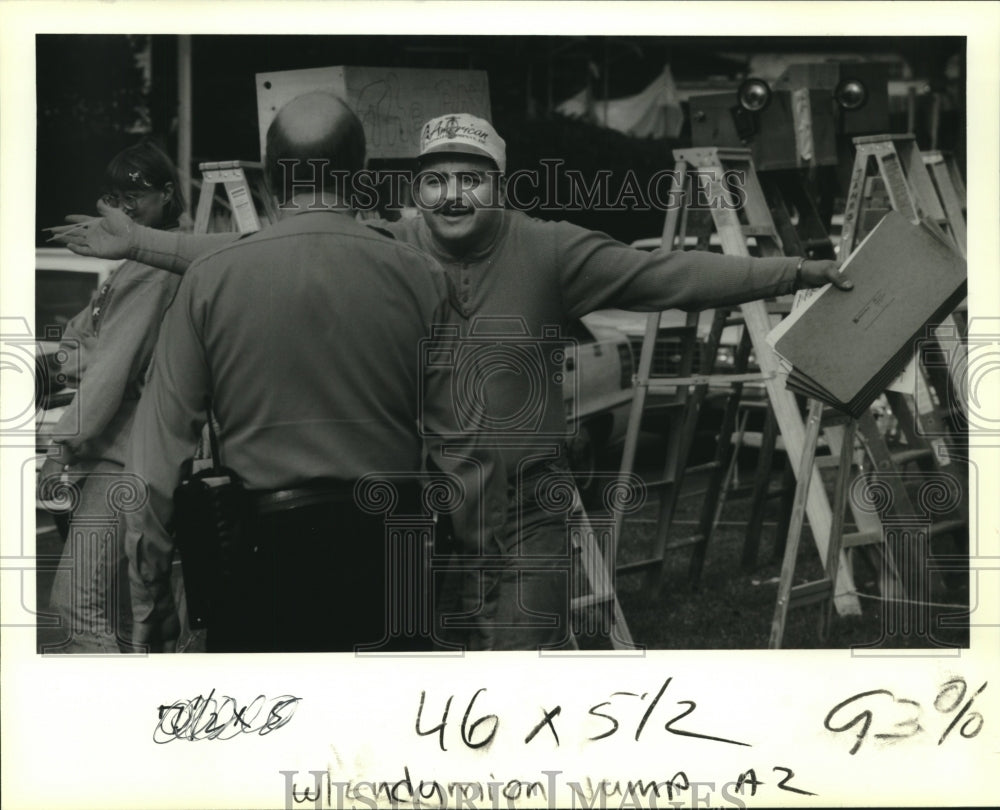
left=615, top=535, right=707, bottom=576
left=853, top=133, right=915, bottom=147
left=741, top=225, right=780, bottom=239
left=643, top=461, right=722, bottom=490
left=643, top=477, right=676, bottom=490
left=571, top=592, right=614, bottom=611
left=890, top=447, right=933, bottom=466
left=843, top=529, right=883, bottom=548
left=687, top=460, right=721, bottom=475
left=666, top=534, right=706, bottom=551
left=841, top=518, right=966, bottom=550
left=709, top=147, right=754, bottom=163
left=733, top=432, right=786, bottom=451
left=201, top=166, right=251, bottom=181
left=616, top=558, right=662, bottom=575
left=731, top=482, right=794, bottom=500
left=641, top=395, right=688, bottom=407
left=199, top=159, right=263, bottom=170
left=788, top=578, right=833, bottom=609
left=644, top=372, right=771, bottom=391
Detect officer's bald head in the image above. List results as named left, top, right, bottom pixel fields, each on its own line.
left=265, top=92, right=366, bottom=205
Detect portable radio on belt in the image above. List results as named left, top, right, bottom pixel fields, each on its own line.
left=172, top=397, right=250, bottom=629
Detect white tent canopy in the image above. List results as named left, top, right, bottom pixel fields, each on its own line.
left=555, top=65, right=684, bottom=140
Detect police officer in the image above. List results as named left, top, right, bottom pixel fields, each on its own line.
left=121, top=94, right=506, bottom=652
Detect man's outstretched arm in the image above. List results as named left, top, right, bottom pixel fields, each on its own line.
left=552, top=220, right=852, bottom=319
left=46, top=200, right=235, bottom=274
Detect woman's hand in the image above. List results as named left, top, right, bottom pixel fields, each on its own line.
left=44, top=199, right=135, bottom=259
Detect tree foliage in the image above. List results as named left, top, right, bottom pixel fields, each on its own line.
left=36, top=35, right=147, bottom=137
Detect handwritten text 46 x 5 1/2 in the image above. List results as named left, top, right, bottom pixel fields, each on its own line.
left=415, top=676, right=751, bottom=751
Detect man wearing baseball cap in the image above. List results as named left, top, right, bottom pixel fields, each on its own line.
left=53, top=105, right=851, bottom=652
left=419, top=113, right=507, bottom=169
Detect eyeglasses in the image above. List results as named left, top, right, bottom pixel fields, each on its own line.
left=101, top=189, right=157, bottom=211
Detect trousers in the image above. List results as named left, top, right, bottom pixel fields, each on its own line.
left=205, top=485, right=430, bottom=653
left=48, top=461, right=133, bottom=653
left=198, top=467, right=580, bottom=653
left=438, top=457, right=577, bottom=651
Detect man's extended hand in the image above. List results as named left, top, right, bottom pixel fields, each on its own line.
left=44, top=200, right=135, bottom=260
left=798, top=259, right=853, bottom=291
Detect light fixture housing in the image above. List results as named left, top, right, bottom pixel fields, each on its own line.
left=737, top=78, right=772, bottom=112
left=835, top=77, right=868, bottom=111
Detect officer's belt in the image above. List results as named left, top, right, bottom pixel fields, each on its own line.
left=250, top=481, right=357, bottom=515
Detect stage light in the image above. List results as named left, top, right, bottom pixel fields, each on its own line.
left=835, top=78, right=868, bottom=111
left=737, top=78, right=772, bottom=112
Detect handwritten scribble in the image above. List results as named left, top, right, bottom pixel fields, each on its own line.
left=355, top=76, right=407, bottom=151
left=154, top=688, right=301, bottom=743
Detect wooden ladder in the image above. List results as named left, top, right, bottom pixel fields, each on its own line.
left=840, top=134, right=967, bottom=519
left=613, top=146, right=865, bottom=617
left=769, top=135, right=970, bottom=646
left=193, top=160, right=277, bottom=234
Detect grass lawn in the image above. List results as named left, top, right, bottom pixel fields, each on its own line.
left=575, top=431, right=970, bottom=652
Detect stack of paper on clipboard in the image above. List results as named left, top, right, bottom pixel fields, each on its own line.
left=766, top=210, right=967, bottom=417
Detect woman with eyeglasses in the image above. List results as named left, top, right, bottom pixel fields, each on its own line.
left=40, top=141, right=186, bottom=653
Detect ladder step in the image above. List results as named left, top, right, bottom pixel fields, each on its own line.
left=617, top=558, right=661, bottom=575
left=643, top=461, right=722, bottom=490
left=729, top=483, right=792, bottom=500
left=736, top=399, right=770, bottom=411
left=643, top=372, right=771, bottom=391
left=841, top=517, right=966, bottom=550
left=687, top=460, right=721, bottom=475
left=571, top=592, right=614, bottom=611
left=788, top=578, right=833, bottom=609
left=890, top=447, right=933, bottom=466
left=741, top=225, right=780, bottom=239
left=732, top=432, right=786, bottom=452
left=641, top=396, right=688, bottom=407
left=666, top=534, right=706, bottom=551
left=843, top=529, right=884, bottom=548
left=616, top=535, right=707, bottom=575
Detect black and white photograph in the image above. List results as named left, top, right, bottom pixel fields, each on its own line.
left=1, top=2, right=997, bottom=809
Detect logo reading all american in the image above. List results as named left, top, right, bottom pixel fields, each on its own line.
left=424, top=116, right=490, bottom=144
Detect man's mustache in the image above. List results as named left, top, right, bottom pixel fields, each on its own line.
left=436, top=202, right=475, bottom=215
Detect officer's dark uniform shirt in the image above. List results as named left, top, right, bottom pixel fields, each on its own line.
left=124, top=211, right=505, bottom=623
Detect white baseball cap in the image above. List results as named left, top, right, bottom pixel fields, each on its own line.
left=418, top=113, right=506, bottom=173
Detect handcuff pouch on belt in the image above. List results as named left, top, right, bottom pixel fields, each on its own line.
left=172, top=398, right=250, bottom=629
